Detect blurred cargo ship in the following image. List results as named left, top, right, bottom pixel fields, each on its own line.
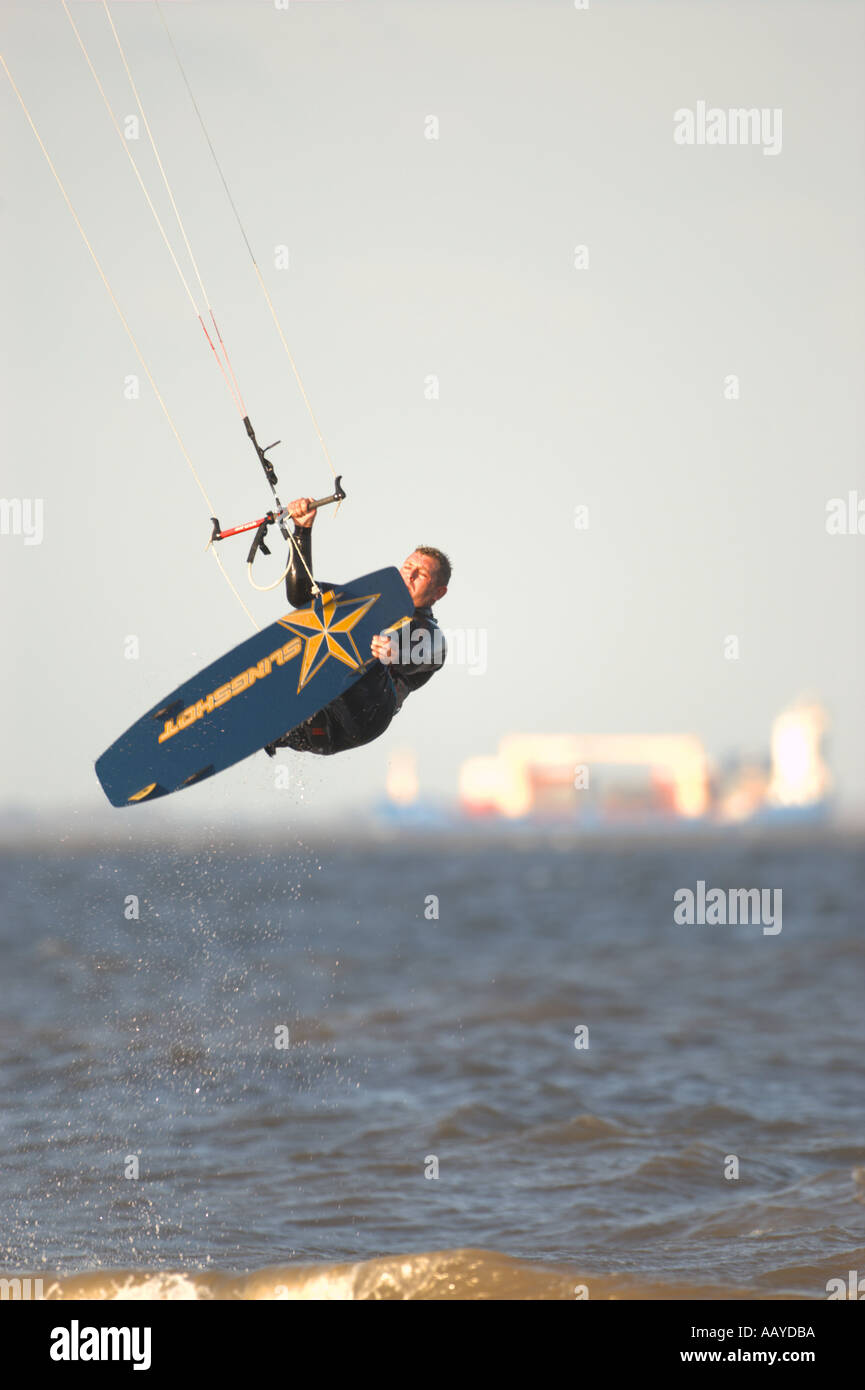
left=375, top=700, right=832, bottom=831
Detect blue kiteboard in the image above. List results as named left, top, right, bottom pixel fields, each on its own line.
left=95, top=567, right=413, bottom=807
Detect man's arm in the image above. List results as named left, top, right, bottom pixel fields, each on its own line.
left=284, top=498, right=317, bottom=608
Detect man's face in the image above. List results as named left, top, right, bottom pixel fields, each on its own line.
left=400, top=551, right=447, bottom=608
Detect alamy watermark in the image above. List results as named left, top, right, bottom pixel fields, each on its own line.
left=673, top=881, right=782, bottom=936
left=826, top=1270, right=865, bottom=1299
left=0, top=1276, right=44, bottom=1300
left=50, top=1323, right=151, bottom=1371
left=383, top=625, right=486, bottom=676
left=674, top=101, right=782, bottom=156
left=0, top=498, right=43, bottom=545
left=826, top=492, right=865, bottom=535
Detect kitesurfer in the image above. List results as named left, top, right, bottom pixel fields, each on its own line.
left=265, top=499, right=449, bottom=757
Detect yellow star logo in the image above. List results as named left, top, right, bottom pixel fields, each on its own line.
left=277, top=589, right=380, bottom=692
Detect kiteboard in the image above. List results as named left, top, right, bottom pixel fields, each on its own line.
left=95, top=567, right=413, bottom=807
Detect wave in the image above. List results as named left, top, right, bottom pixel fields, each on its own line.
left=25, top=1248, right=811, bottom=1300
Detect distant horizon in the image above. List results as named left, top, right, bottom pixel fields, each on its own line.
left=1, top=797, right=861, bottom=848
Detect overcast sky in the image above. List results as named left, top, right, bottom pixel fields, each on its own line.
left=1, top=0, right=863, bottom=827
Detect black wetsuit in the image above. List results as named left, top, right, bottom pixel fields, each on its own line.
left=265, top=527, right=446, bottom=756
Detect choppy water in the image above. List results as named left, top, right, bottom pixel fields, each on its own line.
left=1, top=832, right=863, bottom=1299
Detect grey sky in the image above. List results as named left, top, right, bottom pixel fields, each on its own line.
left=1, top=0, right=863, bottom=825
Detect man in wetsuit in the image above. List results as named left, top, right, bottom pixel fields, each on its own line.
left=265, top=497, right=449, bottom=757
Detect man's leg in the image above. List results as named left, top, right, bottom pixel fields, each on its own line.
left=265, top=707, right=338, bottom=757
left=264, top=674, right=395, bottom=758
